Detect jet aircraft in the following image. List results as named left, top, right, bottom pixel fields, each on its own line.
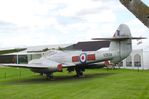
left=2, top=24, right=145, bottom=78
left=119, top=0, right=149, bottom=28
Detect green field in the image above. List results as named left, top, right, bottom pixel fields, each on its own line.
left=0, top=68, right=149, bottom=99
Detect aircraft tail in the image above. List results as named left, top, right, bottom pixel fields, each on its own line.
left=109, top=24, right=132, bottom=63
left=92, top=24, right=146, bottom=63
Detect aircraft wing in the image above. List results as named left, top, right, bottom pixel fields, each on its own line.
left=1, top=63, right=50, bottom=68
left=119, top=0, right=149, bottom=28
left=61, top=62, right=76, bottom=68
left=1, top=61, right=76, bottom=69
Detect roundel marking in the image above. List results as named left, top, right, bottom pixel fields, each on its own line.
left=80, top=53, right=87, bottom=63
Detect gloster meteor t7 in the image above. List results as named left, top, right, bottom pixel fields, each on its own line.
left=2, top=24, right=145, bottom=78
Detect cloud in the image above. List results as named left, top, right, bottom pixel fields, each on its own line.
left=0, top=0, right=148, bottom=49
left=123, top=18, right=149, bottom=49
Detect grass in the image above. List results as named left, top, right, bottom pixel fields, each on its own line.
left=0, top=67, right=149, bottom=99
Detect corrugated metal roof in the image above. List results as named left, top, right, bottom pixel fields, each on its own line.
left=65, top=41, right=110, bottom=51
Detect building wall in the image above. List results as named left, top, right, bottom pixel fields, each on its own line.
left=0, top=55, right=17, bottom=63
left=143, top=50, right=149, bottom=69
left=121, top=49, right=145, bottom=69
left=27, top=54, right=42, bottom=62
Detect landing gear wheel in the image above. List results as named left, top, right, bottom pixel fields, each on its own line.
left=46, top=73, right=54, bottom=80
left=75, top=67, right=84, bottom=78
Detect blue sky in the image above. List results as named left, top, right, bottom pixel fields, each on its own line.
left=0, top=0, right=149, bottom=49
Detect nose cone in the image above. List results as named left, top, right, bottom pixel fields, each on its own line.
left=114, top=24, right=131, bottom=37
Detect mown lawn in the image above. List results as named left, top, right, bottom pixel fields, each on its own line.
left=0, top=67, right=149, bottom=99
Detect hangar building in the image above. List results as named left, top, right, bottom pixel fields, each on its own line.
left=119, top=49, right=149, bottom=70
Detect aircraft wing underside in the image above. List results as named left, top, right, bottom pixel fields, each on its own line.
left=1, top=63, right=51, bottom=68
left=1, top=62, right=76, bottom=69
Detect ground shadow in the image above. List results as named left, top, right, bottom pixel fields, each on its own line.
left=1, top=72, right=116, bottom=85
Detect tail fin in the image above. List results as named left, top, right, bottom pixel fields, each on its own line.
left=119, top=0, right=149, bottom=28
left=92, top=24, right=146, bottom=63
left=109, top=24, right=132, bottom=63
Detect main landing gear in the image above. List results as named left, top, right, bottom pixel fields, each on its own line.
left=45, top=66, right=86, bottom=79
left=67, top=66, right=85, bottom=78
left=75, top=66, right=85, bottom=78
left=46, top=73, right=54, bottom=80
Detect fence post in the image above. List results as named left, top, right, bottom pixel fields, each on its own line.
left=4, top=72, right=6, bottom=79
left=19, top=70, right=21, bottom=79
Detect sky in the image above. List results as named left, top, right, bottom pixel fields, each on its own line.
left=0, top=0, right=149, bottom=49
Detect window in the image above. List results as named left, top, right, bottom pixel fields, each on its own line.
left=118, top=61, right=123, bottom=67
left=126, top=56, right=132, bottom=67
left=134, top=54, right=141, bottom=67
left=18, top=55, right=28, bottom=64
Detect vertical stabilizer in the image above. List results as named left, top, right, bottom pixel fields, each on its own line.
left=109, top=24, right=132, bottom=63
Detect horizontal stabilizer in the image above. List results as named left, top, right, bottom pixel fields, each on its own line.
left=92, top=37, right=146, bottom=41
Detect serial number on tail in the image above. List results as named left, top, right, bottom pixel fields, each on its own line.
left=103, top=53, right=112, bottom=57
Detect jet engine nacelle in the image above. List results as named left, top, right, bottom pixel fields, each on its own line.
left=29, top=58, right=63, bottom=73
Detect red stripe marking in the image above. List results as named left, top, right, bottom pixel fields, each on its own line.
left=87, top=54, right=96, bottom=61
left=104, top=60, right=110, bottom=65
left=72, top=56, right=79, bottom=62
left=57, top=64, right=62, bottom=71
